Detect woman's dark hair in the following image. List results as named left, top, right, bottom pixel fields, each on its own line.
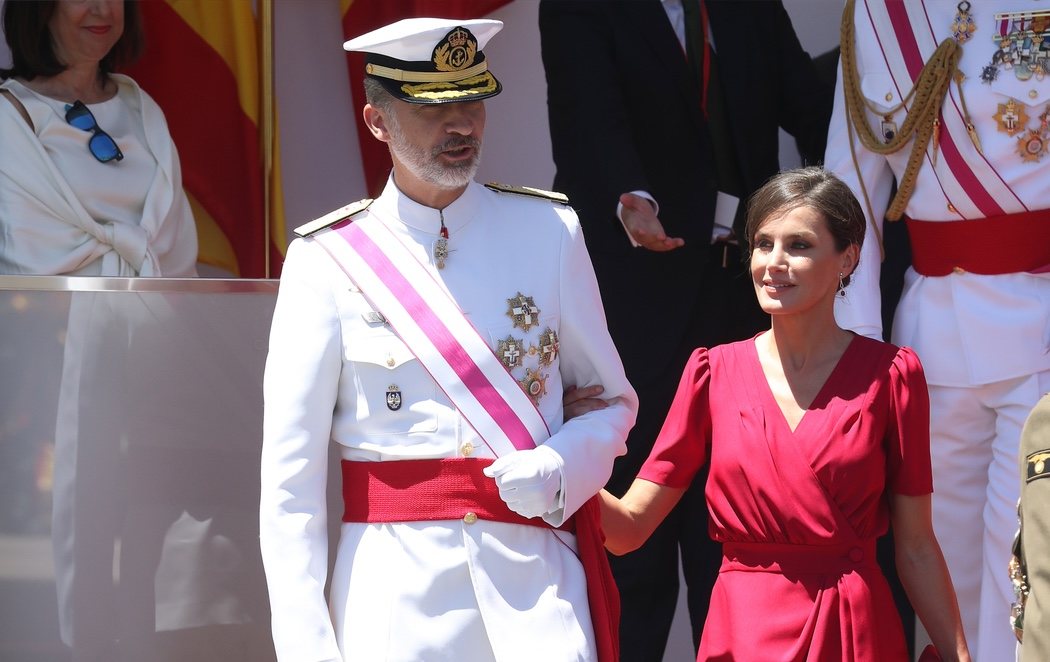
left=1, top=1, right=143, bottom=81
left=743, top=167, right=866, bottom=284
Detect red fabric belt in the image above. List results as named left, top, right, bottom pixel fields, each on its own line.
left=720, top=540, right=878, bottom=575
left=341, top=457, right=561, bottom=528
left=340, top=458, right=620, bottom=662
left=906, top=209, right=1050, bottom=276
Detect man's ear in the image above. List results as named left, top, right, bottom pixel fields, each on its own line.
left=363, top=103, right=390, bottom=143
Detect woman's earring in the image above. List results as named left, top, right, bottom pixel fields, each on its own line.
left=837, top=272, right=846, bottom=297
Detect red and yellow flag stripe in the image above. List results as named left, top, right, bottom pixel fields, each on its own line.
left=124, top=0, right=286, bottom=277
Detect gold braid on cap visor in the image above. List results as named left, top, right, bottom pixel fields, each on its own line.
left=401, top=73, right=498, bottom=100
left=366, top=59, right=489, bottom=82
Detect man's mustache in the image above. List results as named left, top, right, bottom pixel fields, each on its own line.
left=432, top=136, right=480, bottom=156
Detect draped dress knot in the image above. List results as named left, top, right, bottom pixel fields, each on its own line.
left=100, top=221, right=151, bottom=274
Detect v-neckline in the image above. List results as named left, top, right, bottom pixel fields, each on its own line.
left=748, top=333, right=859, bottom=435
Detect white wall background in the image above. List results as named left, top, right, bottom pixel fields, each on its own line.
left=1, top=2, right=841, bottom=660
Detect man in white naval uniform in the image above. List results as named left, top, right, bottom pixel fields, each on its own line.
left=826, top=1, right=1050, bottom=659
left=259, top=17, right=637, bottom=662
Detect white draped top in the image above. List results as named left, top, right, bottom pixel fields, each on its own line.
left=0, top=75, right=197, bottom=277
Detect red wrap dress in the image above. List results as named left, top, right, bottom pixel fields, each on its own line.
left=638, top=334, right=932, bottom=661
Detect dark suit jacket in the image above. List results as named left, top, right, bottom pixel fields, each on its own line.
left=540, top=0, right=832, bottom=386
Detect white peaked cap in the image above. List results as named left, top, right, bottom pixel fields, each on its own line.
left=343, top=17, right=504, bottom=104
left=343, top=17, right=503, bottom=57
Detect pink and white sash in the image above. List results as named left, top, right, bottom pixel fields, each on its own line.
left=312, top=214, right=550, bottom=456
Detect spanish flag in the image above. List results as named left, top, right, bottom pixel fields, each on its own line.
left=124, top=1, right=285, bottom=278
left=341, top=1, right=511, bottom=197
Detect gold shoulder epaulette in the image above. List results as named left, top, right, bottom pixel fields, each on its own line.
left=485, top=182, right=569, bottom=205
left=293, top=198, right=373, bottom=237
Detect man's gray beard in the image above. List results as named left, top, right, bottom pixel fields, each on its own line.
left=388, top=121, right=481, bottom=190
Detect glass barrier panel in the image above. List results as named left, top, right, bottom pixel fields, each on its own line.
left=0, top=277, right=280, bottom=662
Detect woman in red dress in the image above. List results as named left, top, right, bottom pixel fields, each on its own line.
left=599, top=168, right=970, bottom=661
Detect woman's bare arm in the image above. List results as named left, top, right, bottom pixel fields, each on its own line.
left=599, top=479, right=686, bottom=555
left=891, top=493, right=971, bottom=662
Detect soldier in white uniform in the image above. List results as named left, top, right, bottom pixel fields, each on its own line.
left=825, top=2, right=1050, bottom=659
left=259, top=18, right=637, bottom=662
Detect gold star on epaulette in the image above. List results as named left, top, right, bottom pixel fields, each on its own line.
left=485, top=182, right=569, bottom=204
left=294, top=198, right=373, bottom=237
left=1026, top=450, right=1050, bottom=483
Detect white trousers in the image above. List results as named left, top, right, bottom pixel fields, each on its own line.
left=926, top=371, right=1050, bottom=662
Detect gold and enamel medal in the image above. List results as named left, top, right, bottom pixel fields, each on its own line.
left=950, top=1, right=977, bottom=43
left=983, top=9, right=1050, bottom=83
left=537, top=327, right=559, bottom=367
left=497, top=335, right=524, bottom=370
left=506, top=292, right=540, bottom=332
left=1007, top=104, right=1050, bottom=162
left=994, top=98, right=1029, bottom=135
left=519, top=367, right=548, bottom=403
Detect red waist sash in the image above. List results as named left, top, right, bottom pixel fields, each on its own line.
left=340, top=458, right=619, bottom=662
left=341, top=457, right=564, bottom=529
left=720, top=539, right=878, bottom=574
left=906, top=209, right=1050, bottom=276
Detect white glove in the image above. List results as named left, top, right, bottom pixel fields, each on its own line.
left=482, top=445, right=564, bottom=519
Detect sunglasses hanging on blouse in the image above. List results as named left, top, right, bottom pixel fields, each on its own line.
left=64, top=100, right=124, bottom=163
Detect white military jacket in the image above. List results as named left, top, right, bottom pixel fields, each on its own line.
left=260, top=178, right=637, bottom=662
left=827, top=0, right=1050, bottom=386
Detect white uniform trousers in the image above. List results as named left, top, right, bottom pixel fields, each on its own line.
left=924, top=370, right=1050, bottom=661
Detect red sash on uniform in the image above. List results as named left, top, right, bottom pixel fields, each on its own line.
left=315, top=214, right=620, bottom=662
left=342, top=458, right=551, bottom=528
left=906, top=209, right=1050, bottom=276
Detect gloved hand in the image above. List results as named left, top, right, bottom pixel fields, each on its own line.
left=482, top=445, right=564, bottom=519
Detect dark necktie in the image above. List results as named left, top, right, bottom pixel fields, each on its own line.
left=682, top=0, right=743, bottom=205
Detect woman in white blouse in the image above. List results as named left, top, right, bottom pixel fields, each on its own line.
left=0, top=0, right=197, bottom=277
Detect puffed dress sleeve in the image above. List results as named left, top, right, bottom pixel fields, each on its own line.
left=884, top=346, right=934, bottom=496
left=637, top=347, right=711, bottom=489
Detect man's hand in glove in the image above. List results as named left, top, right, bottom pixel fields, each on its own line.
left=483, top=445, right=564, bottom=519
